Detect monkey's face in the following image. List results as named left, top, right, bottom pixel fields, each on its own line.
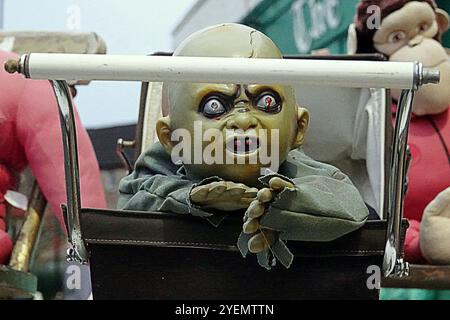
left=373, top=1, right=450, bottom=115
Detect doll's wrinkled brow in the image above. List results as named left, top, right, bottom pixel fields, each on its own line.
left=196, top=84, right=239, bottom=99
left=196, top=84, right=284, bottom=104
left=245, top=85, right=285, bottom=99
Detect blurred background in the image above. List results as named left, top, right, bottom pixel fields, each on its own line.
left=1, top=0, right=449, bottom=299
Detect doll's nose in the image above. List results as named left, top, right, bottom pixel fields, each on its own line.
left=226, top=112, right=258, bottom=131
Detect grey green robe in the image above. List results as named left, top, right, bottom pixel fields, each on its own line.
left=118, top=142, right=369, bottom=269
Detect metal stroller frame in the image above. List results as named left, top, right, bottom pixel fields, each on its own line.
left=4, top=53, right=442, bottom=295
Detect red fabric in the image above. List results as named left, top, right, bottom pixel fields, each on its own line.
left=0, top=230, right=12, bottom=265
left=0, top=164, right=15, bottom=264
left=0, top=163, right=15, bottom=229
left=404, top=109, right=450, bottom=221
left=0, top=50, right=106, bottom=264
left=404, top=219, right=424, bottom=263
left=393, top=105, right=450, bottom=263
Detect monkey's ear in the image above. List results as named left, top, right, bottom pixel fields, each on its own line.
left=156, top=116, right=173, bottom=153
left=347, top=23, right=358, bottom=54
left=293, top=107, right=310, bottom=149
left=436, top=9, right=450, bottom=34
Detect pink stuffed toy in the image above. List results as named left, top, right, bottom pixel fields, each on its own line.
left=0, top=50, right=106, bottom=264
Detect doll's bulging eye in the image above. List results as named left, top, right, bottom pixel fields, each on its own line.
left=255, top=93, right=281, bottom=113
left=201, top=97, right=227, bottom=118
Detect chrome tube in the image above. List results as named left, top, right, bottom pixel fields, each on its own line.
left=50, top=80, right=88, bottom=264
left=4, top=53, right=431, bottom=89
left=383, top=89, right=415, bottom=278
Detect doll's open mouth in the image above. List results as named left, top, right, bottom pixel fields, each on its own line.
left=226, top=136, right=260, bottom=154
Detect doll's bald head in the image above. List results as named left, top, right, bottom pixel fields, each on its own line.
left=174, top=23, right=283, bottom=59
left=162, top=23, right=285, bottom=116
left=157, top=24, right=309, bottom=185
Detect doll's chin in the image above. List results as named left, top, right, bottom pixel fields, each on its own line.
left=186, top=163, right=263, bottom=184
left=217, top=164, right=262, bottom=179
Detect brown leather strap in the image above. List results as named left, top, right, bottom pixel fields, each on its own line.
left=81, top=208, right=408, bottom=257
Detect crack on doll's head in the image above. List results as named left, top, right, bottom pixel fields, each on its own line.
left=157, top=23, right=309, bottom=185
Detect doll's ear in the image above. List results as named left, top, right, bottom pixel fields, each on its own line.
left=293, top=107, right=310, bottom=149
left=436, top=9, right=450, bottom=34
left=347, top=23, right=358, bottom=54
left=156, top=116, right=173, bottom=153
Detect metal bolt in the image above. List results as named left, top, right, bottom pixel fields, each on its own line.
left=4, top=59, right=20, bottom=74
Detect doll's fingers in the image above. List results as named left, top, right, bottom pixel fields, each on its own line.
left=206, top=182, right=227, bottom=200
left=190, top=186, right=210, bottom=203
left=246, top=200, right=266, bottom=219
left=269, top=177, right=294, bottom=191
left=226, top=183, right=247, bottom=197
left=209, top=181, right=228, bottom=190
left=248, top=230, right=277, bottom=253
left=239, top=196, right=256, bottom=207
left=242, top=187, right=259, bottom=198
left=243, top=218, right=260, bottom=234
left=262, top=229, right=277, bottom=245
left=257, top=188, right=273, bottom=203
left=248, top=233, right=266, bottom=253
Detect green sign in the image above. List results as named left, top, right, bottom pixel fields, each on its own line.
left=243, top=0, right=359, bottom=54
left=244, top=0, right=450, bottom=54
left=437, top=0, right=450, bottom=48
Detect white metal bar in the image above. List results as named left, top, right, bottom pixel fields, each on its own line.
left=21, top=53, right=420, bottom=89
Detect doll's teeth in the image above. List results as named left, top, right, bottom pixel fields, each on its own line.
left=227, top=137, right=260, bottom=154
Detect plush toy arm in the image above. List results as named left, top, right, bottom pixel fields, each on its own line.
left=118, top=173, right=213, bottom=218
left=190, top=181, right=257, bottom=212
left=0, top=164, right=15, bottom=263
left=403, top=219, right=426, bottom=263
left=420, top=187, right=450, bottom=265
left=16, top=79, right=106, bottom=228
left=118, top=142, right=228, bottom=221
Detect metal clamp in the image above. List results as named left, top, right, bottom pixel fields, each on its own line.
left=116, top=138, right=135, bottom=174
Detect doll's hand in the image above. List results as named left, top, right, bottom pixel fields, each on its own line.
left=243, top=177, right=294, bottom=253
left=190, top=181, right=258, bottom=211
left=420, top=186, right=450, bottom=264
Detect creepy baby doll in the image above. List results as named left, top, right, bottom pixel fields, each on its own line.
left=119, top=23, right=369, bottom=269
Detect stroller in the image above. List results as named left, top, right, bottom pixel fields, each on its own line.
left=2, top=52, right=444, bottom=299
